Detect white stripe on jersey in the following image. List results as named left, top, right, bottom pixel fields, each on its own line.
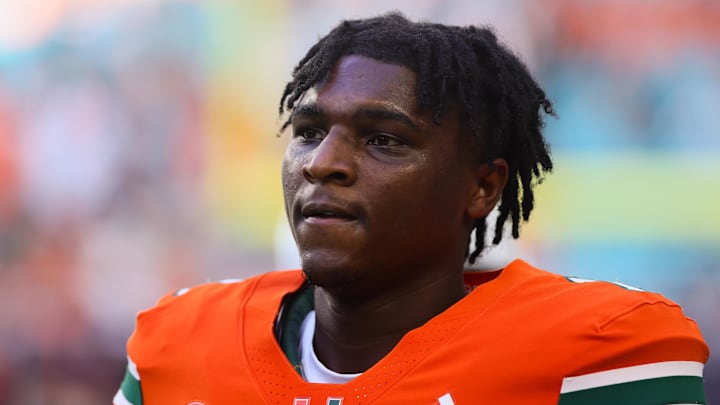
left=437, top=393, right=455, bottom=405
left=127, top=356, right=140, bottom=381
left=560, top=361, right=704, bottom=393
left=113, top=389, right=133, bottom=405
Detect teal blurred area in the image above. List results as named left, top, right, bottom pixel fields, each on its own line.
left=0, top=0, right=717, bottom=403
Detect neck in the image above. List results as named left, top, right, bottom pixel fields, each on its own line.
left=311, top=269, right=466, bottom=374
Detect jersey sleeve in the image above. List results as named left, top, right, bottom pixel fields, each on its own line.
left=111, top=289, right=179, bottom=405
left=557, top=299, right=710, bottom=405
left=113, top=356, right=143, bottom=405
left=110, top=278, right=253, bottom=405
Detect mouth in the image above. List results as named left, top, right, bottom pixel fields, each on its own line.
left=301, top=202, right=359, bottom=222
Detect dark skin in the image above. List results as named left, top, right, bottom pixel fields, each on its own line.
left=282, top=55, right=508, bottom=373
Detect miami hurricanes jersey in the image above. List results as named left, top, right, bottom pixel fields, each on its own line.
left=114, top=259, right=709, bottom=404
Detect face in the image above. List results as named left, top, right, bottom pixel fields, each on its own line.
left=282, top=55, right=501, bottom=298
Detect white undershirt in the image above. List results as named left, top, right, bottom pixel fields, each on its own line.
left=299, top=310, right=362, bottom=384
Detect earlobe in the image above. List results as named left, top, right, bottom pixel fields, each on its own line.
left=467, top=158, right=508, bottom=219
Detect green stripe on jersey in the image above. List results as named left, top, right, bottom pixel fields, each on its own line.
left=558, top=375, right=706, bottom=405
left=561, top=361, right=703, bottom=392
left=120, top=364, right=143, bottom=405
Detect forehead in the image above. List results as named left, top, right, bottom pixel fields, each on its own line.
left=303, top=55, right=420, bottom=115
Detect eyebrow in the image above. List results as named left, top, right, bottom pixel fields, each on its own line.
left=290, top=103, right=325, bottom=121
left=291, top=103, right=421, bottom=131
left=354, top=107, right=421, bottom=131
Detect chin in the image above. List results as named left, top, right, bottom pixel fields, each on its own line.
left=302, top=262, right=356, bottom=287
left=300, top=256, right=367, bottom=296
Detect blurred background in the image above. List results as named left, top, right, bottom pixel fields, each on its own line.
left=0, top=0, right=717, bottom=403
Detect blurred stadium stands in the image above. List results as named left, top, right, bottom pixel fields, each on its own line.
left=0, top=0, right=717, bottom=403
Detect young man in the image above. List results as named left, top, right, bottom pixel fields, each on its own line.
left=114, top=13, right=709, bottom=404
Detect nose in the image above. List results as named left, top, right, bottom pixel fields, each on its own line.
left=302, top=129, right=357, bottom=185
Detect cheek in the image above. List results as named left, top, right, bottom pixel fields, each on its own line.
left=400, top=163, right=472, bottom=215
left=281, top=154, right=303, bottom=200
left=374, top=167, right=446, bottom=218
left=396, top=158, right=460, bottom=196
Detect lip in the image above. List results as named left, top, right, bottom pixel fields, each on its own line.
left=300, top=200, right=360, bottom=224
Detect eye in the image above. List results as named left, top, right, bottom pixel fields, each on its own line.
left=294, top=127, right=325, bottom=141
left=367, top=134, right=403, bottom=147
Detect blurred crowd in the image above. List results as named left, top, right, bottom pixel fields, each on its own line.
left=0, top=0, right=718, bottom=403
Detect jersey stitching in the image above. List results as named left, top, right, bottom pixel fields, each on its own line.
left=596, top=300, right=682, bottom=332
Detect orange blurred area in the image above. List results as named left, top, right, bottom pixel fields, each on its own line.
left=0, top=0, right=718, bottom=403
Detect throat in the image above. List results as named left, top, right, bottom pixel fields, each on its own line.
left=312, top=313, right=407, bottom=374
left=300, top=311, right=364, bottom=381
left=311, top=277, right=466, bottom=374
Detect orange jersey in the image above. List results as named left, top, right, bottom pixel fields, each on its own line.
left=114, top=260, right=709, bottom=404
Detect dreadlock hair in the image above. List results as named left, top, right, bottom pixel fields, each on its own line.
left=279, top=12, right=554, bottom=264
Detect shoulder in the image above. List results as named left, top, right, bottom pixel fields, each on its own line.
left=117, top=271, right=305, bottom=403
left=145, top=270, right=300, bottom=317
left=476, top=260, right=710, bottom=403
left=549, top=276, right=710, bottom=405
left=501, top=260, right=702, bottom=333
left=127, top=270, right=304, bottom=355
left=509, top=261, right=708, bottom=397
left=479, top=260, right=709, bottom=369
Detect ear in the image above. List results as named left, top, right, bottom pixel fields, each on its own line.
left=467, top=158, right=508, bottom=219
